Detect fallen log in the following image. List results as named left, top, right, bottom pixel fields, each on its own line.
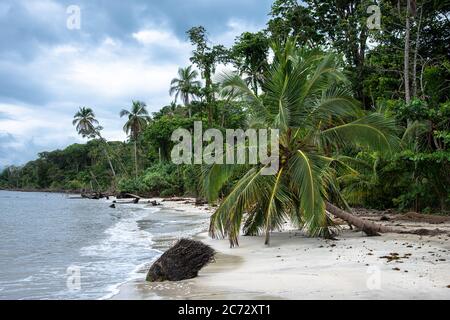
left=326, top=202, right=447, bottom=237
left=326, top=202, right=394, bottom=236
left=125, top=193, right=142, bottom=199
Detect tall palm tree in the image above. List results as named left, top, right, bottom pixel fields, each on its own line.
left=73, top=107, right=116, bottom=178
left=120, top=101, right=151, bottom=178
left=169, top=66, right=201, bottom=118
left=202, top=40, right=400, bottom=247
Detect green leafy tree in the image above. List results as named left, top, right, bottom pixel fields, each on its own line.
left=187, top=26, right=230, bottom=124
left=143, top=114, right=196, bottom=162
left=268, top=0, right=379, bottom=107
left=268, top=0, right=325, bottom=47
left=231, top=32, right=270, bottom=95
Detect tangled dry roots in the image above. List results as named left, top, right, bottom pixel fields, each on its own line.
left=146, top=239, right=215, bottom=282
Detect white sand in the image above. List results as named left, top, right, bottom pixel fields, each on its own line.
left=111, top=200, right=450, bottom=300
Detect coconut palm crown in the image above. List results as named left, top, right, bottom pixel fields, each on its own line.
left=120, top=101, right=151, bottom=141
left=169, top=65, right=201, bottom=117
left=72, top=107, right=100, bottom=139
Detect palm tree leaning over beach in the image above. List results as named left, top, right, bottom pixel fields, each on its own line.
left=73, top=107, right=117, bottom=179
left=120, top=101, right=151, bottom=179
left=202, top=39, right=401, bottom=247
left=169, top=65, right=201, bottom=118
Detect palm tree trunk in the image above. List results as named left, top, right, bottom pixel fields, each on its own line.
left=103, top=146, right=116, bottom=178
left=264, top=230, right=270, bottom=246
left=185, top=97, right=192, bottom=119
left=134, top=140, right=138, bottom=179
left=325, top=202, right=394, bottom=236
left=205, top=71, right=213, bottom=125
left=97, top=134, right=116, bottom=179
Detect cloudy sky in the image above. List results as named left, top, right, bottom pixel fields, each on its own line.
left=0, top=0, right=272, bottom=168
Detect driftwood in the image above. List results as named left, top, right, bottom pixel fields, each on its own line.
left=326, top=203, right=448, bottom=237
left=81, top=192, right=113, bottom=200
left=146, top=239, right=215, bottom=282
left=81, top=192, right=103, bottom=200
left=195, top=199, right=208, bottom=206
left=116, top=192, right=142, bottom=199
left=115, top=192, right=141, bottom=203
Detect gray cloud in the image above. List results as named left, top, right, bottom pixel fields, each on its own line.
left=0, top=0, right=272, bottom=167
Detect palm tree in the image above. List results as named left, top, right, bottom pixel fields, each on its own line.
left=73, top=107, right=116, bottom=178
left=72, top=107, right=99, bottom=138
left=169, top=66, right=201, bottom=118
left=120, top=101, right=151, bottom=178
left=202, top=40, right=400, bottom=247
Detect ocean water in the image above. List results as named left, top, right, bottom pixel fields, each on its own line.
left=0, top=191, right=209, bottom=300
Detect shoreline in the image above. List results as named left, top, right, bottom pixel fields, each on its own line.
left=2, top=190, right=449, bottom=300
left=110, top=201, right=450, bottom=300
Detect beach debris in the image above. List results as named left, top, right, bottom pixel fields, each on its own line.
left=109, top=204, right=116, bottom=209
left=146, top=239, right=215, bottom=282
left=380, top=215, right=391, bottom=221
left=195, top=198, right=208, bottom=206
left=380, top=252, right=412, bottom=263
left=149, top=200, right=161, bottom=206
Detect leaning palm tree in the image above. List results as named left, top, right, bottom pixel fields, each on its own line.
left=169, top=66, right=201, bottom=118
left=120, top=101, right=151, bottom=178
left=202, top=40, right=400, bottom=247
left=73, top=107, right=116, bottom=178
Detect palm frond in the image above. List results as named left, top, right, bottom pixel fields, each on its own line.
left=209, top=166, right=270, bottom=247
left=289, top=150, right=327, bottom=235
left=321, top=113, right=401, bottom=154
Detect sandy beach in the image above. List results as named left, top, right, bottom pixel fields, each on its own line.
left=110, top=200, right=450, bottom=300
